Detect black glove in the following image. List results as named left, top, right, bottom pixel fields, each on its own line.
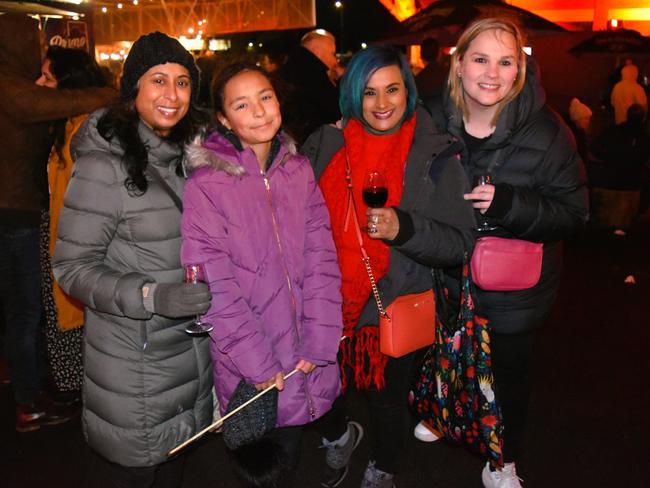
left=151, top=282, right=211, bottom=318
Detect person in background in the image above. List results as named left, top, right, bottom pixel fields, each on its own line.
left=181, top=62, right=343, bottom=486
left=260, top=41, right=287, bottom=73
left=34, top=46, right=107, bottom=407
left=277, top=29, right=341, bottom=145
left=302, top=45, right=475, bottom=488
left=52, top=32, right=213, bottom=487
left=0, top=12, right=114, bottom=434
left=414, top=37, right=447, bottom=102
left=591, top=103, right=650, bottom=229
left=428, top=18, right=588, bottom=487
left=567, top=97, right=593, bottom=165
left=611, top=62, right=648, bottom=125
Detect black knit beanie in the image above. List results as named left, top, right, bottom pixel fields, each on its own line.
left=120, top=31, right=200, bottom=101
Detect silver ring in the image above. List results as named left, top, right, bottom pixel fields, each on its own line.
left=370, top=214, right=380, bottom=224
left=368, top=224, right=377, bottom=234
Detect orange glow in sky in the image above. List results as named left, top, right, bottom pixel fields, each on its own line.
left=378, top=0, right=419, bottom=21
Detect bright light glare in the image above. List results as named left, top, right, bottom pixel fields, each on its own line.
left=361, top=42, right=367, bottom=49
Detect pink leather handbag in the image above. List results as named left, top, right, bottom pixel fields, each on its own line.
left=470, top=237, right=543, bottom=291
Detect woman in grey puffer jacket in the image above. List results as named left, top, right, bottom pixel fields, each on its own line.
left=52, top=33, right=214, bottom=486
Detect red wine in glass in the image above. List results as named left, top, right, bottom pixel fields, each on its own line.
left=362, top=171, right=388, bottom=208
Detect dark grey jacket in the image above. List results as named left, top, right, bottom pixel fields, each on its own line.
left=52, top=110, right=212, bottom=467
left=301, top=106, right=475, bottom=328
left=429, top=59, right=589, bottom=334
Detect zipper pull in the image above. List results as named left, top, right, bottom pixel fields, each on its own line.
left=262, top=171, right=271, bottom=191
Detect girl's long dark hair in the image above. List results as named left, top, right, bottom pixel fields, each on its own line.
left=97, top=81, right=210, bottom=196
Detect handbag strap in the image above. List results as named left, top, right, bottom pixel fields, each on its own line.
left=342, top=150, right=389, bottom=319
left=147, top=164, right=183, bottom=212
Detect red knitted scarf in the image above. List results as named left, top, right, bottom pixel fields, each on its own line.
left=319, top=115, right=416, bottom=390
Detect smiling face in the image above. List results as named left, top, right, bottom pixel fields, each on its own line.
left=217, top=70, right=281, bottom=153
left=458, top=29, right=518, bottom=118
left=134, top=63, right=191, bottom=137
left=361, top=64, right=407, bottom=133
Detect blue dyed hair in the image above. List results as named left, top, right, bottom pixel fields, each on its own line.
left=339, top=45, right=418, bottom=128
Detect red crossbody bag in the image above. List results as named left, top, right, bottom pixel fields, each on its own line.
left=343, top=154, right=435, bottom=358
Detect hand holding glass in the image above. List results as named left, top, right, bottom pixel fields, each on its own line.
left=184, top=264, right=213, bottom=335
left=473, top=174, right=497, bottom=232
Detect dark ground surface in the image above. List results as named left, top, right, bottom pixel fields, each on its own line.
left=1, top=214, right=649, bottom=488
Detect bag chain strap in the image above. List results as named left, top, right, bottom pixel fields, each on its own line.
left=343, top=150, right=389, bottom=320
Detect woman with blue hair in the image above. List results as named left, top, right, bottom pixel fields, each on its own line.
left=302, top=45, right=475, bottom=488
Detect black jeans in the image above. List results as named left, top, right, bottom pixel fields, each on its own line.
left=86, top=450, right=186, bottom=488
left=490, top=329, right=538, bottom=464
left=317, top=351, right=417, bottom=475
left=0, top=225, right=44, bottom=404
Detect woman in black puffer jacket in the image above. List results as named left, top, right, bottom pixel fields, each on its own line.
left=427, top=18, right=588, bottom=488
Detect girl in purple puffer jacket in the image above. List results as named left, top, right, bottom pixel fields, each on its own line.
left=180, top=63, right=343, bottom=483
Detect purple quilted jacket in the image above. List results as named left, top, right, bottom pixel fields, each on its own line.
left=181, top=131, right=343, bottom=426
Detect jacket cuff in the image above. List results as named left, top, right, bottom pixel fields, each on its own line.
left=485, top=183, right=514, bottom=220
left=384, top=206, right=414, bottom=246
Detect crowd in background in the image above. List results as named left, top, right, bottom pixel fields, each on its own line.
left=0, top=10, right=647, bottom=488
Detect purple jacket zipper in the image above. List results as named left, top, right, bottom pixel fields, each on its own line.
left=261, top=168, right=317, bottom=419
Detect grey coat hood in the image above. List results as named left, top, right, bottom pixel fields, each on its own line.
left=72, top=108, right=184, bottom=169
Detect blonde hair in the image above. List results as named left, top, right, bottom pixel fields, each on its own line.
left=448, top=18, right=527, bottom=125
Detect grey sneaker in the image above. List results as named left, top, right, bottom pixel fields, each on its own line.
left=320, top=420, right=364, bottom=488
left=360, top=460, right=395, bottom=488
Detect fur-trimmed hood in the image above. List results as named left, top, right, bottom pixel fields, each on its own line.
left=184, top=129, right=298, bottom=176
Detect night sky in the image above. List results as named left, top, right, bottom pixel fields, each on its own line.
left=315, top=0, right=403, bottom=52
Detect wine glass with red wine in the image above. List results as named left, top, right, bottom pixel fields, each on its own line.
left=362, top=170, right=388, bottom=208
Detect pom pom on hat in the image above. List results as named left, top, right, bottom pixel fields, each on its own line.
left=222, top=379, right=278, bottom=450
left=120, top=31, right=200, bottom=101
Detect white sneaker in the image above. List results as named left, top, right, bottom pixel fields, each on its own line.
left=413, top=421, right=441, bottom=442
left=481, top=462, right=523, bottom=488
